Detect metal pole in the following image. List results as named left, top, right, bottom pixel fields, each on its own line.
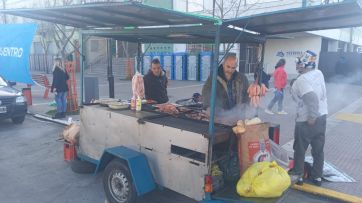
left=302, top=0, right=307, bottom=7
left=80, top=32, right=84, bottom=105
left=349, top=28, right=353, bottom=52
left=207, top=24, right=221, bottom=171
left=137, top=42, right=142, bottom=73
left=107, top=38, right=115, bottom=98
left=261, top=42, right=266, bottom=70
left=212, top=0, right=216, bottom=17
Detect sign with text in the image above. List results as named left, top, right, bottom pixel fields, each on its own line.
left=0, top=24, right=37, bottom=84
left=276, top=50, right=304, bottom=58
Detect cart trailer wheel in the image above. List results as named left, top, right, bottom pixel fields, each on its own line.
left=103, top=159, right=136, bottom=203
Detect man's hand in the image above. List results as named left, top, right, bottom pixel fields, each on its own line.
left=307, top=117, right=316, bottom=125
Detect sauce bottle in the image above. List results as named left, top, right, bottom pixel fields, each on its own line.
left=130, top=96, right=136, bottom=110
left=136, top=96, right=142, bottom=111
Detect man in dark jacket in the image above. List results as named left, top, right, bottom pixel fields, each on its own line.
left=144, top=58, right=169, bottom=104
left=202, top=54, right=249, bottom=125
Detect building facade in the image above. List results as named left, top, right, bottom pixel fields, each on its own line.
left=174, top=0, right=362, bottom=77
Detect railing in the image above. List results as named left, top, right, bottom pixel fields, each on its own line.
left=85, top=57, right=135, bottom=79
left=29, top=54, right=55, bottom=73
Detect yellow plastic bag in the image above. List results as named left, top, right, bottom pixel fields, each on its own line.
left=236, top=161, right=291, bottom=198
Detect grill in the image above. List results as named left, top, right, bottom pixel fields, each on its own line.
left=0, top=97, right=15, bottom=105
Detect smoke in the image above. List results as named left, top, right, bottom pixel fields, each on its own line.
left=324, top=71, right=362, bottom=115
left=206, top=103, right=258, bottom=126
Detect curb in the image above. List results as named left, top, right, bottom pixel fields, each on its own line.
left=31, top=113, right=70, bottom=126
left=292, top=183, right=362, bottom=203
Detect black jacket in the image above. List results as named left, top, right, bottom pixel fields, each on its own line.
left=144, top=70, right=169, bottom=104
left=202, top=65, right=249, bottom=110
left=254, top=68, right=271, bottom=88
left=51, top=67, right=69, bottom=93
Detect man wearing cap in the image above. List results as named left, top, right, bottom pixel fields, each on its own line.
left=289, top=50, right=328, bottom=186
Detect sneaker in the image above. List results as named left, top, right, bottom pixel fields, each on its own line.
left=311, top=177, right=322, bottom=186
left=265, top=109, right=274, bottom=115
left=277, top=110, right=288, bottom=115
left=296, top=177, right=304, bottom=185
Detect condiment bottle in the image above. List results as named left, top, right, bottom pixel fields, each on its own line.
left=136, top=96, right=142, bottom=111
left=130, top=96, right=136, bottom=110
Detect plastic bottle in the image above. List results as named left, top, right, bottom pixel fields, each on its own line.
left=130, top=96, right=136, bottom=110
left=136, top=96, right=142, bottom=111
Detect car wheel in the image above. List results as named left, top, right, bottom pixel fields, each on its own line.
left=70, top=159, right=96, bottom=174
left=103, top=159, right=136, bottom=203
left=12, top=116, right=25, bottom=124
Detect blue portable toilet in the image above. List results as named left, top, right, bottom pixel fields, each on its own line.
left=161, top=53, right=174, bottom=80
left=173, top=52, right=187, bottom=80
left=187, top=54, right=198, bottom=81
left=142, top=55, right=152, bottom=74
left=199, top=52, right=212, bottom=82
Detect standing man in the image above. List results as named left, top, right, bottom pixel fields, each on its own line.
left=144, top=58, right=169, bottom=104
left=289, top=50, right=328, bottom=186
left=202, top=53, right=249, bottom=125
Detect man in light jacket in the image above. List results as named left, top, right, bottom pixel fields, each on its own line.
left=289, top=50, right=328, bottom=187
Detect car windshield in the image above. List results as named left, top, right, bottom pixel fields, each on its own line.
left=0, top=76, right=8, bottom=87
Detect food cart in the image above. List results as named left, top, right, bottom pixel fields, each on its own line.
left=70, top=3, right=267, bottom=200
left=3, top=1, right=362, bottom=202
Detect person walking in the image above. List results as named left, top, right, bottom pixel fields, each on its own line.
left=288, top=50, right=328, bottom=186
left=51, top=58, right=69, bottom=119
left=265, top=59, right=288, bottom=115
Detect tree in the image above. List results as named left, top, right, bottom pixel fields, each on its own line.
left=182, top=0, right=260, bottom=53
left=38, top=0, right=78, bottom=59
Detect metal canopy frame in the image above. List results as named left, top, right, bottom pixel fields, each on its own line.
left=0, top=1, right=217, bottom=28
left=81, top=25, right=265, bottom=44
left=225, top=0, right=362, bottom=35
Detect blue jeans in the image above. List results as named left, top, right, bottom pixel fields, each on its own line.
left=55, top=92, right=67, bottom=113
left=267, top=89, right=284, bottom=111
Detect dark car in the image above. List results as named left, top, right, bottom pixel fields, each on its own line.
left=0, top=75, right=27, bottom=124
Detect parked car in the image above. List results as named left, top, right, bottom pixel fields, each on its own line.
left=0, top=75, right=27, bottom=124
